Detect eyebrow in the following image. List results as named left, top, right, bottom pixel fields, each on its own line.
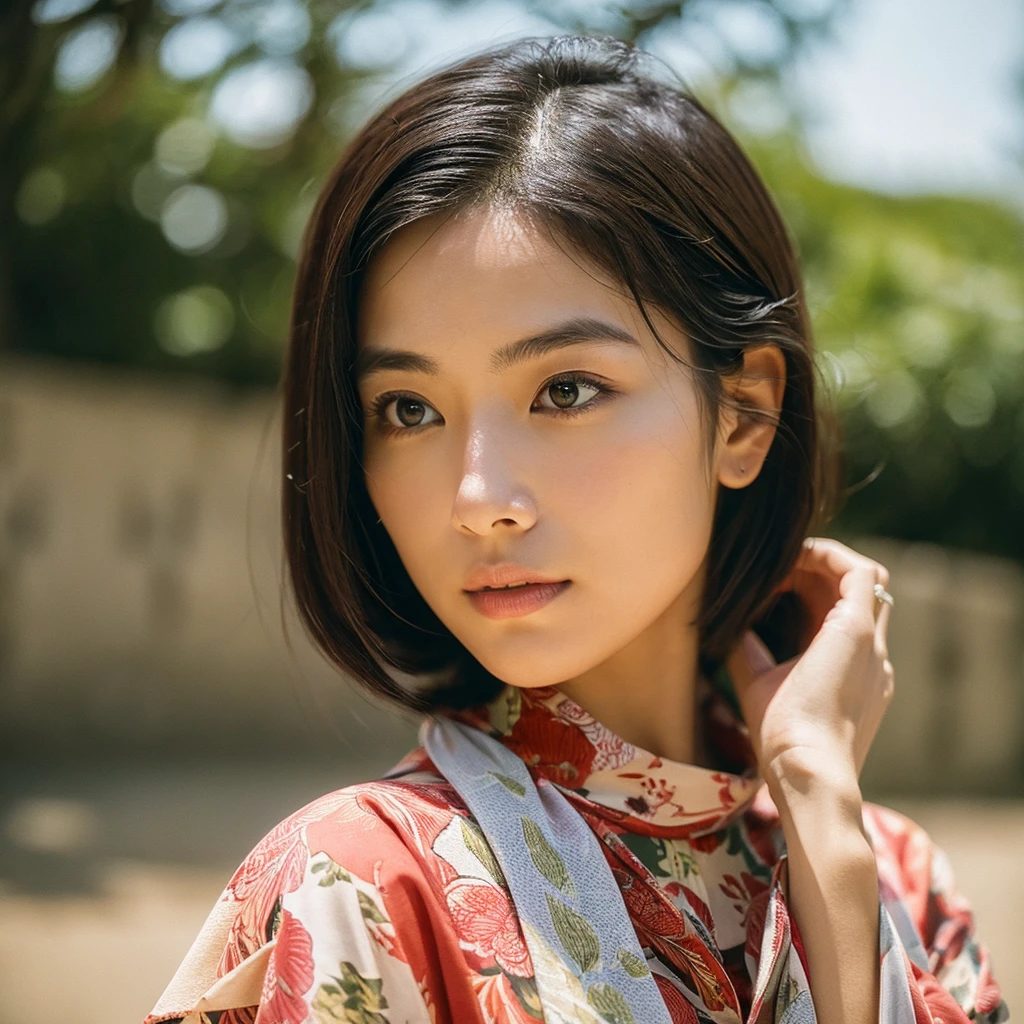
left=354, top=316, right=641, bottom=384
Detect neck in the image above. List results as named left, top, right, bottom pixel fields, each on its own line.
left=554, top=582, right=708, bottom=766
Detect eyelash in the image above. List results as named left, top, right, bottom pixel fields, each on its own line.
left=367, top=372, right=617, bottom=438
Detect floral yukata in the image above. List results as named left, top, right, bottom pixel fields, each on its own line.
left=146, top=673, right=1008, bottom=1024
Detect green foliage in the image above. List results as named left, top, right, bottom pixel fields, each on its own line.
left=4, top=0, right=1022, bottom=559
left=745, top=136, right=1024, bottom=559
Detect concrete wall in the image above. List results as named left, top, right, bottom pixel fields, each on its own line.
left=1, top=356, right=1022, bottom=792
left=0, top=355, right=418, bottom=762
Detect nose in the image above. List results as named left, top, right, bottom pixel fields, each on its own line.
left=451, top=414, right=537, bottom=536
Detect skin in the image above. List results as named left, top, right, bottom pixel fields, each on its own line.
left=357, top=204, right=779, bottom=764
left=357, top=204, right=891, bottom=1023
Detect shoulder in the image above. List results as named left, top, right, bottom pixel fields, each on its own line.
left=860, top=801, right=937, bottom=908
left=860, top=800, right=975, bottom=952
left=221, top=766, right=469, bottom=963
left=145, top=767, right=480, bottom=1024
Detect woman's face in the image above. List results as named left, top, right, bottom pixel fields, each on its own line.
left=356, top=206, right=725, bottom=690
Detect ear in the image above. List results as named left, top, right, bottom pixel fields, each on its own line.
left=715, top=344, right=786, bottom=490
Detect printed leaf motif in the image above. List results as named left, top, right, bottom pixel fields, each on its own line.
left=490, top=685, right=522, bottom=734
left=615, top=948, right=650, bottom=978
left=522, top=816, right=574, bottom=895
left=670, top=845, right=699, bottom=880
left=460, top=816, right=504, bottom=885
left=311, top=856, right=352, bottom=887
left=508, top=973, right=544, bottom=1019
left=490, top=771, right=526, bottom=797
left=586, top=982, right=636, bottom=1024
left=620, top=834, right=669, bottom=878
left=726, top=822, right=773, bottom=879
left=357, top=890, right=387, bottom=924
left=312, top=960, right=389, bottom=1024
left=546, top=893, right=600, bottom=974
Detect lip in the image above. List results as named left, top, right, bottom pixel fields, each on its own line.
left=466, top=580, right=572, bottom=620
left=463, top=563, right=569, bottom=592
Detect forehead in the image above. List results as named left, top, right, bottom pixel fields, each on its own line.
left=355, top=207, right=633, bottom=346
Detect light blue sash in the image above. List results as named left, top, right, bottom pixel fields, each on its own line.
left=423, top=714, right=674, bottom=1024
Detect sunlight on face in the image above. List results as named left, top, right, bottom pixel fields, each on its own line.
left=356, top=206, right=720, bottom=690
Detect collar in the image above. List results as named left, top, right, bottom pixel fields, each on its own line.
left=446, top=666, right=763, bottom=839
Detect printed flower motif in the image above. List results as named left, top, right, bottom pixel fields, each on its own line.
left=445, top=877, right=533, bottom=977
left=470, top=970, right=542, bottom=1024
left=688, top=831, right=723, bottom=855
left=504, top=702, right=596, bottom=788
left=256, top=908, right=315, bottom=1024
left=652, top=974, right=701, bottom=1023
left=551, top=693, right=636, bottom=772
left=221, top=798, right=343, bottom=975
left=719, top=871, right=771, bottom=930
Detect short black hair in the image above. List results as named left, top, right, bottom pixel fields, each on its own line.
left=281, top=33, right=843, bottom=712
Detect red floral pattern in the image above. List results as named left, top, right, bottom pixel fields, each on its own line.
left=147, top=673, right=1008, bottom=1024
left=255, top=909, right=315, bottom=1024
left=445, top=878, right=532, bottom=977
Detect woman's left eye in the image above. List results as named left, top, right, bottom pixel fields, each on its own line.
left=533, top=373, right=609, bottom=415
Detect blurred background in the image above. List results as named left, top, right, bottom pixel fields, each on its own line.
left=1, top=0, right=1023, bottom=1019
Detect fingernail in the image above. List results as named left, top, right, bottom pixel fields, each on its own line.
left=743, top=631, right=775, bottom=673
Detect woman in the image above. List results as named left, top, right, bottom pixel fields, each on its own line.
left=145, top=34, right=1008, bottom=1024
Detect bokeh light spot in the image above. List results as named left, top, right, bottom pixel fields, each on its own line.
left=160, top=184, right=229, bottom=254
left=54, top=15, right=123, bottom=92
left=897, top=308, right=953, bottom=369
left=31, top=0, right=96, bottom=25
left=155, top=117, right=218, bottom=177
left=210, top=59, right=314, bottom=149
left=15, top=167, right=67, bottom=225
left=255, top=0, right=312, bottom=56
left=943, top=369, right=996, bottom=428
left=159, top=16, right=237, bottom=81
left=155, top=285, right=235, bottom=356
left=865, top=369, right=924, bottom=429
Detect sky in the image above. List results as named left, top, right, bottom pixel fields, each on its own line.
left=345, top=0, right=1024, bottom=206
left=787, top=0, right=1024, bottom=204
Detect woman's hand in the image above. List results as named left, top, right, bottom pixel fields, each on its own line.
left=724, top=536, right=895, bottom=788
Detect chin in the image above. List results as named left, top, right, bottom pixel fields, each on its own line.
left=465, top=639, right=593, bottom=692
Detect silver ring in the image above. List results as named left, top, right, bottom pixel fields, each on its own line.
left=873, top=583, right=894, bottom=608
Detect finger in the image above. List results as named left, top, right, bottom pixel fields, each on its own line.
left=790, top=539, right=892, bottom=619
left=873, top=577, right=892, bottom=655
left=794, top=537, right=877, bottom=582
left=825, top=559, right=878, bottom=635
left=780, top=539, right=858, bottom=629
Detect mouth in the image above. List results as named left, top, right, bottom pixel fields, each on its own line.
left=472, top=581, right=538, bottom=592
left=465, top=580, right=571, bottom=620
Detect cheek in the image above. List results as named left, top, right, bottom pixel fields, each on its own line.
left=553, top=400, right=713, bottom=549
left=363, top=449, right=452, bottom=577
left=366, top=460, right=427, bottom=532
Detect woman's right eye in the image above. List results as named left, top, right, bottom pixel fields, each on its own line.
left=369, top=392, right=440, bottom=435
